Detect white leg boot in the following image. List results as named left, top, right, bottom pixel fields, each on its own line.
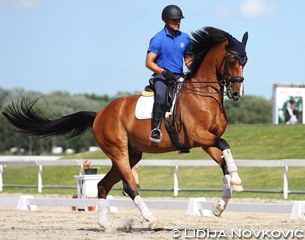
left=213, top=175, right=232, bottom=216
left=98, top=199, right=112, bottom=232
left=133, top=195, right=163, bottom=230
left=222, top=149, right=243, bottom=191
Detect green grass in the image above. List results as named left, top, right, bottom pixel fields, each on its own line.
left=64, top=124, right=305, bottom=160
left=2, top=124, right=305, bottom=200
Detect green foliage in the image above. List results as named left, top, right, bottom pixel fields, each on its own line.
left=224, top=95, right=272, bottom=124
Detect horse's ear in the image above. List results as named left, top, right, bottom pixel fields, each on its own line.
left=242, top=32, right=248, bottom=46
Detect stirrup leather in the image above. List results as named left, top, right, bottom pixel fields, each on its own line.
left=149, top=128, right=162, bottom=144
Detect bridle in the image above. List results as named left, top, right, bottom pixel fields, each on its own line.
left=172, top=49, right=247, bottom=130
left=178, top=49, right=247, bottom=97
left=218, top=49, right=247, bottom=89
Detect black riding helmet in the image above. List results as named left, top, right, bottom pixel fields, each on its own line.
left=161, top=5, right=185, bottom=20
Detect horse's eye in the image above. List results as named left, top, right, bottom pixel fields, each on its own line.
left=229, top=60, right=236, bottom=67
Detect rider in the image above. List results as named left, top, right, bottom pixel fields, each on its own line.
left=146, top=4, right=192, bottom=143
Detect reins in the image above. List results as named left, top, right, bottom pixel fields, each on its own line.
left=179, top=49, right=245, bottom=98
left=169, top=41, right=247, bottom=133
left=181, top=81, right=224, bottom=96
left=170, top=80, right=224, bottom=133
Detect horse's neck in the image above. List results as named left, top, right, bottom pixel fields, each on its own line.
left=180, top=70, right=225, bottom=113
left=187, top=45, right=225, bottom=98
left=179, top=42, right=227, bottom=113
left=185, top=72, right=224, bottom=100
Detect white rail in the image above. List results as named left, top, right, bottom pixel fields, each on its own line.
left=0, top=197, right=294, bottom=214
left=0, top=156, right=305, bottom=199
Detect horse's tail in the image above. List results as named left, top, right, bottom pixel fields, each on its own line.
left=2, top=98, right=96, bottom=138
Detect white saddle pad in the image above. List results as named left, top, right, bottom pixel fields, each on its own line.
left=135, top=96, right=154, bottom=120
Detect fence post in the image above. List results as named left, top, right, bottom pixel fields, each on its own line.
left=174, top=160, right=179, bottom=196
left=79, top=162, right=83, bottom=175
left=283, top=165, right=289, bottom=200
left=38, top=165, right=43, bottom=193
left=0, top=165, right=3, bottom=192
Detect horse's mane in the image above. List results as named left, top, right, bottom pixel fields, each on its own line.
left=186, top=27, right=229, bottom=78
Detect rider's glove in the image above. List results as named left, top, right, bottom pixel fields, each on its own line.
left=162, top=70, right=176, bottom=84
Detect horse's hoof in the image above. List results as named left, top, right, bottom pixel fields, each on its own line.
left=213, top=207, right=223, bottom=217
left=149, top=219, right=164, bottom=231
left=213, top=202, right=224, bottom=217
left=98, top=220, right=113, bottom=233
left=231, top=184, right=244, bottom=192
left=123, top=218, right=135, bottom=233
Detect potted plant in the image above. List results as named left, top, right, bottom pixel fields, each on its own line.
left=83, top=160, right=97, bottom=175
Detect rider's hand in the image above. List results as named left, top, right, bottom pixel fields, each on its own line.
left=162, top=70, right=176, bottom=84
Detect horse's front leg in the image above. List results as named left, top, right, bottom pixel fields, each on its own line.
left=216, top=138, right=243, bottom=192
left=203, top=146, right=231, bottom=216
left=214, top=173, right=232, bottom=217
left=204, top=143, right=241, bottom=217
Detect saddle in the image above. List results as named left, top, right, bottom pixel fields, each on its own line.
left=139, top=80, right=190, bottom=153
left=142, top=78, right=179, bottom=115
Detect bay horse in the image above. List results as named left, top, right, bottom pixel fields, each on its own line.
left=3, top=27, right=248, bottom=231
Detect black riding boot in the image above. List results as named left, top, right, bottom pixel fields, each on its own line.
left=149, top=102, right=165, bottom=143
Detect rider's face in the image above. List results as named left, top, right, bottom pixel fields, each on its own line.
left=164, top=19, right=181, bottom=32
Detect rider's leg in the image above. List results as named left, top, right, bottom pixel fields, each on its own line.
left=149, top=79, right=166, bottom=143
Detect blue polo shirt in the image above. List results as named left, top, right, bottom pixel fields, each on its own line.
left=147, top=26, right=191, bottom=73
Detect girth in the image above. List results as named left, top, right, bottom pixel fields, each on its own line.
left=164, top=83, right=189, bottom=153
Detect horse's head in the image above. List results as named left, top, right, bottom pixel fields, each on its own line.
left=219, top=32, right=248, bottom=101
left=187, top=27, right=248, bottom=101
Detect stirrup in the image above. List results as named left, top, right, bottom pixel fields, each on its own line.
left=149, top=128, right=162, bottom=144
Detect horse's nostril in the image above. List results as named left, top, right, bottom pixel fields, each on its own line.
left=232, top=92, right=240, bottom=101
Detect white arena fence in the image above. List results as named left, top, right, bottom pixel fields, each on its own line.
left=0, top=156, right=305, bottom=199
left=0, top=196, right=298, bottom=215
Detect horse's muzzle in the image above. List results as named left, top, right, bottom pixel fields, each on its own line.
left=227, top=76, right=244, bottom=101
left=231, top=92, right=240, bottom=101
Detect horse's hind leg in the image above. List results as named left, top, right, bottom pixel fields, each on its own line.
left=97, top=165, right=122, bottom=231
left=122, top=150, right=142, bottom=197
left=97, top=157, right=145, bottom=231
left=122, top=149, right=163, bottom=230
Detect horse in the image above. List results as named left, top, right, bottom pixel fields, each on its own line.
left=2, top=26, right=248, bottom=232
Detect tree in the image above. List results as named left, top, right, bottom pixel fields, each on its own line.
left=224, top=95, right=272, bottom=124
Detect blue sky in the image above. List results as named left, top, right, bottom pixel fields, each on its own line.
left=0, top=0, right=304, bottom=100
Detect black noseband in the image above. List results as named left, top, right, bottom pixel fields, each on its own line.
left=229, top=76, right=244, bottom=83
left=219, top=51, right=245, bottom=85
